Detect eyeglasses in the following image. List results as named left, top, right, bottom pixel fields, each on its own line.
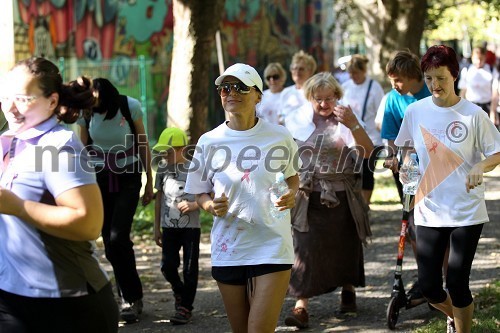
left=266, top=74, right=280, bottom=81
left=216, top=82, right=255, bottom=96
left=312, top=97, right=336, bottom=104
left=0, top=94, right=39, bottom=110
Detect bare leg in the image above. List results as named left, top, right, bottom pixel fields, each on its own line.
left=247, top=269, right=291, bottom=333
left=442, top=243, right=450, bottom=280
left=294, top=297, right=309, bottom=310
left=429, top=291, right=453, bottom=318
left=217, top=282, right=249, bottom=333
left=453, top=302, right=474, bottom=333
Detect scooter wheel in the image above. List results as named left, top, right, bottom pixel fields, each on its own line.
left=386, top=296, right=400, bottom=330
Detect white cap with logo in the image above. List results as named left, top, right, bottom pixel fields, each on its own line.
left=215, top=63, right=263, bottom=92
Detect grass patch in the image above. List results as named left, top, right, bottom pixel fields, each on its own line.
left=413, top=280, right=500, bottom=333
left=371, top=162, right=401, bottom=205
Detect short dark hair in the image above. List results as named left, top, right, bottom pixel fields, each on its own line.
left=347, top=54, right=369, bottom=73
left=386, top=50, right=422, bottom=81
left=421, top=45, right=460, bottom=79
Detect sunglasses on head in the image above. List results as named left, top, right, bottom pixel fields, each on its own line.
left=266, top=74, right=280, bottom=81
left=216, top=81, right=254, bottom=96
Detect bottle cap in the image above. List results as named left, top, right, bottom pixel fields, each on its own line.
left=276, top=172, right=285, bottom=182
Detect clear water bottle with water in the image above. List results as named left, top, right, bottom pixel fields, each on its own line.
left=269, top=172, right=288, bottom=220
left=401, top=153, right=420, bottom=195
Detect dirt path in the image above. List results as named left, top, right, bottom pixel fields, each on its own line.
left=104, top=169, right=500, bottom=333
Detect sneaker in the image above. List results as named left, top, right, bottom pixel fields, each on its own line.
left=447, top=316, right=457, bottom=333
left=170, top=306, right=192, bottom=325
left=174, top=294, right=182, bottom=310
left=120, top=299, right=143, bottom=322
left=407, top=280, right=424, bottom=300
left=407, top=280, right=427, bottom=306
left=284, top=307, right=309, bottom=328
left=340, top=290, right=357, bottom=313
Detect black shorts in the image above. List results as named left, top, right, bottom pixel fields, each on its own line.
left=212, top=264, right=292, bottom=285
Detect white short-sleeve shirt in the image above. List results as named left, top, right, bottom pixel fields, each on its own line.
left=395, top=97, right=500, bottom=227
left=0, top=117, right=108, bottom=298
left=185, top=119, right=300, bottom=266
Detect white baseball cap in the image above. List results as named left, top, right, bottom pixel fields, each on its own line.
left=215, top=63, right=263, bottom=92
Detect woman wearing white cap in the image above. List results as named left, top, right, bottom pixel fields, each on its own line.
left=185, top=63, right=300, bottom=332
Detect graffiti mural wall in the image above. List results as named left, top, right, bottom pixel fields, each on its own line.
left=12, top=0, right=326, bottom=134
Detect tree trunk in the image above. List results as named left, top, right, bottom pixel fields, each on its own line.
left=354, top=0, right=427, bottom=85
left=167, top=0, right=225, bottom=144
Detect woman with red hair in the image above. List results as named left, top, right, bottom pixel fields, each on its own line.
left=395, top=45, right=500, bottom=333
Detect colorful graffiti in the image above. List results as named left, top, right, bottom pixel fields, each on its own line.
left=221, top=0, right=325, bottom=73
left=12, top=0, right=325, bottom=135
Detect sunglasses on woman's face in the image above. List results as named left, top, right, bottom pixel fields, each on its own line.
left=266, top=74, right=280, bottom=81
left=216, top=82, right=255, bottom=96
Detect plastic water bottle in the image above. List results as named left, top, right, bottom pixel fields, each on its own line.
left=401, top=153, right=420, bottom=195
left=269, top=172, right=288, bottom=220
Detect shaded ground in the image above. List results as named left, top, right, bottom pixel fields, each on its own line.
left=98, top=169, right=500, bottom=333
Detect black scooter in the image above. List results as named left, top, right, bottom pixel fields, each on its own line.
left=386, top=194, right=429, bottom=330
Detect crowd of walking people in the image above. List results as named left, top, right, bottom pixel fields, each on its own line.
left=0, top=42, right=499, bottom=333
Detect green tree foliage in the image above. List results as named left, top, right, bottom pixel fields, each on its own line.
left=426, top=1, right=500, bottom=47
left=332, top=0, right=499, bottom=84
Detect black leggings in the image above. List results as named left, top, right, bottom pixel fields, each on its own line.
left=416, top=224, right=484, bottom=308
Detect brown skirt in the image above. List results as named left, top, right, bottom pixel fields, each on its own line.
left=288, top=191, right=365, bottom=298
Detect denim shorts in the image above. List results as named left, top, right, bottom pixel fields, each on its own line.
left=212, top=264, right=292, bottom=285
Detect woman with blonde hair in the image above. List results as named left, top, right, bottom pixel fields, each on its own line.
left=284, top=72, right=373, bottom=328
left=279, top=50, right=317, bottom=126
left=257, top=62, right=287, bottom=124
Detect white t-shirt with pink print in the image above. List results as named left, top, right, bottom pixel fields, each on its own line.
left=185, top=119, right=300, bottom=267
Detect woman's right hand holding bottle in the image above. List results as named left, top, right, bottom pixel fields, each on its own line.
left=212, top=193, right=229, bottom=217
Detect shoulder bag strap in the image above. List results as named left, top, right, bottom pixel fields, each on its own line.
left=361, top=79, right=373, bottom=122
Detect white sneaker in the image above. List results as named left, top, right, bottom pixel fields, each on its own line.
left=120, top=299, right=143, bottom=322
left=446, top=316, right=457, bottom=333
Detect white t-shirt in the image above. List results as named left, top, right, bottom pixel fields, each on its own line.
left=185, top=119, right=300, bottom=266
left=375, top=93, right=389, bottom=132
left=458, top=64, right=497, bottom=104
left=256, top=89, right=283, bottom=125
left=341, top=78, right=385, bottom=146
left=395, top=97, right=500, bottom=227
left=279, top=85, right=308, bottom=127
